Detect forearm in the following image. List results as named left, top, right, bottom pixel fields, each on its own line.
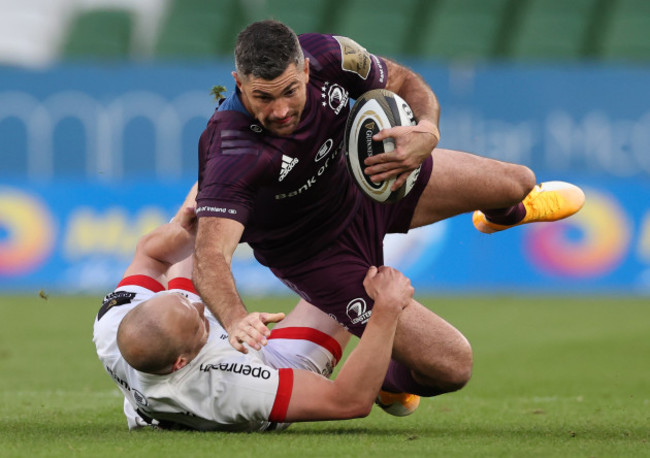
left=385, top=59, right=440, bottom=138
left=332, top=303, right=399, bottom=409
left=193, top=248, right=247, bottom=329
left=123, top=222, right=195, bottom=280
left=285, top=302, right=400, bottom=421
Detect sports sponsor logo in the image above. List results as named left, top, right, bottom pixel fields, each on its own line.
left=132, top=389, right=148, bottom=406
left=401, top=102, right=415, bottom=124
left=200, top=362, right=271, bottom=379
left=320, top=81, right=349, bottom=114
left=195, top=205, right=237, bottom=216
left=250, top=124, right=263, bottom=133
left=274, top=143, right=342, bottom=200
left=106, top=365, right=130, bottom=391
left=97, top=291, right=136, bottom=320
left=315, top=139, right=334, bottom=162
left=364, top=121, right=376, bottom=155
left=346, top=298, right=372, bottom=325
left=279, top=155, right=299, bottom=182
left=334, top=36, right=372, bottom=80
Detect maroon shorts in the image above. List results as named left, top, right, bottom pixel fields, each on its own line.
left=270, top=156, right=433, bottom=337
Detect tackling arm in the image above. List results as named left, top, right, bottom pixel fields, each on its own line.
left=283, top=266, right=414, bottom=421
left=122, top=184, right=198, bottom=283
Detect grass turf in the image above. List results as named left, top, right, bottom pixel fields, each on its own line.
left=0, top=293, right=648, bottom=457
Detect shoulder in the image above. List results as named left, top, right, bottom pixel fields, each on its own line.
left=301, top=33, right=387, bottom=91
left=93, top=281, right=161, bottom=359
left=202, top=109, right=266, bottom=159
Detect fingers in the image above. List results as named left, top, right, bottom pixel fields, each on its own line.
left=364, top=265, right=415, bottom=309
left=391, top=171, right=411, bottom=191
left=363, top=266, right=377, bottom=296
left=363, top=266, right=379, bottom=299
left=260, top=312, right=286, bottom=325
left=365, top=265, right=378, bottom=280
left=372, top=126, right=398, bottom=142
left=228, top=312, right=285, bottom=353
left=229, top=335, right=248, bottom=354
left=178, top=206, right=197, bottom=231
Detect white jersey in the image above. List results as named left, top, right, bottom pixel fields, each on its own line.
left=93, top=275, right=341, bottom=431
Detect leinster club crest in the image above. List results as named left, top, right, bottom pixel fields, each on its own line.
left=346, top=298, right=371, bottom=325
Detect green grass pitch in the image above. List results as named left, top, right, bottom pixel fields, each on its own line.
left=0, top=293, right=648, bottom=457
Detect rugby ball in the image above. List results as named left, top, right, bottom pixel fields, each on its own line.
left=344, top=89, right=421, bottom=203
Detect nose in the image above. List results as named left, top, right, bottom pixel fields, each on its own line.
left=270, top=99, right=290, bottom=119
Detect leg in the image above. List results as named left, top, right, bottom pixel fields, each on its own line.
left=385, top=299, right=473, bottom=396
left=275, top=297, right=472, bottom=398
left=272, top=298, right=351, bottom=353
left=262, top=299, right=351, bottom=380
left=410, top=148, right=536, bottom=228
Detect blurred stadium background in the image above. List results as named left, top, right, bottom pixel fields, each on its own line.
left=0, top=0, right=649, bottom=295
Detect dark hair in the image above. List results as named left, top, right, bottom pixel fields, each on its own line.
left=234, top=20, right=304, bottom=80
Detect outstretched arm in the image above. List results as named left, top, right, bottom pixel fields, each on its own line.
left=364, top=59, right=441, bottom=190
left=284, top=266, right=414, bottom=421
left=193, top=216, right=283, bottom=353
left=122, top=184, right=198, bottom=283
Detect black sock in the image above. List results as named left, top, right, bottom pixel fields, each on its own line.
left=482, top=202, right=526, bottom=225
left=382, top=359, right=444, bottom=397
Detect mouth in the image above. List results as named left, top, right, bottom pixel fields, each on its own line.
left=273, top=115, right=294, bottom=126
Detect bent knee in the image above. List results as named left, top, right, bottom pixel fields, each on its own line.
left=414, top=341, right=473, bottom=395
left=439, top=346, right=474, bottom=392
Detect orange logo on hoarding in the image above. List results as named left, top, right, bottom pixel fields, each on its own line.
left=525, top=189, right=631, bottom=277
left=0, top=187, right=55, bottom=276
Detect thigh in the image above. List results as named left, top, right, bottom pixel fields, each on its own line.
left=270, top=201, right=387, bottom=337
left=410, top=148, right=536, bottom=228
left=272, top=256, right=376, bottom=337
left=272, top=298, right=351, bottom=353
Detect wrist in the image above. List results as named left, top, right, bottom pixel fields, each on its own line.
left=417, top=119, right=440, bottom=142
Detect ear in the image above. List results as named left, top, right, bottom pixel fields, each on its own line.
left=171, top=355, right=189, bottom=372
left=232, top=71, right=243, bottom=90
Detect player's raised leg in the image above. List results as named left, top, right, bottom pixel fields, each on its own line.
left=409, top=148, right=536, bottom=228
left=410, top=148, right=584, bottom=232
left=472, top=181, right=585, bottom=234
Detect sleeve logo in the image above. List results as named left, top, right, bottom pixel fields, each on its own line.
left=97, top=291, right=136, bottom=320
left=334, top=36, right=372, bottom=80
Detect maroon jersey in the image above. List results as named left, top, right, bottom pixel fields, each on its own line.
left=196, top=34, right=388, bottom=268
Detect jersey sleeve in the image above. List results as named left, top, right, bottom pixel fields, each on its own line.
left=196, top=117, right=272, bottom=225
left=93, top=275, right=165, bottom=362
left=300, top=33, right=388, bottom=99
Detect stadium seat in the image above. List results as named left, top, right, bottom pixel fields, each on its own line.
left=258, top=0, right=333, bottom=34
left=417, top=0, right=511, bottom=60
left=600, top=0, right=650, bottom=61
left=155, top=0, right=247, bottom=58
left=62, top=9, right=134, bottom=59
left=330, top=0, right=420, bottom=58
left=508, top=0, right=599, bottom=60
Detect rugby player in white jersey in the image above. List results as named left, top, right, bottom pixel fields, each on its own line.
left=93, top=185, right=414, bottom=430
